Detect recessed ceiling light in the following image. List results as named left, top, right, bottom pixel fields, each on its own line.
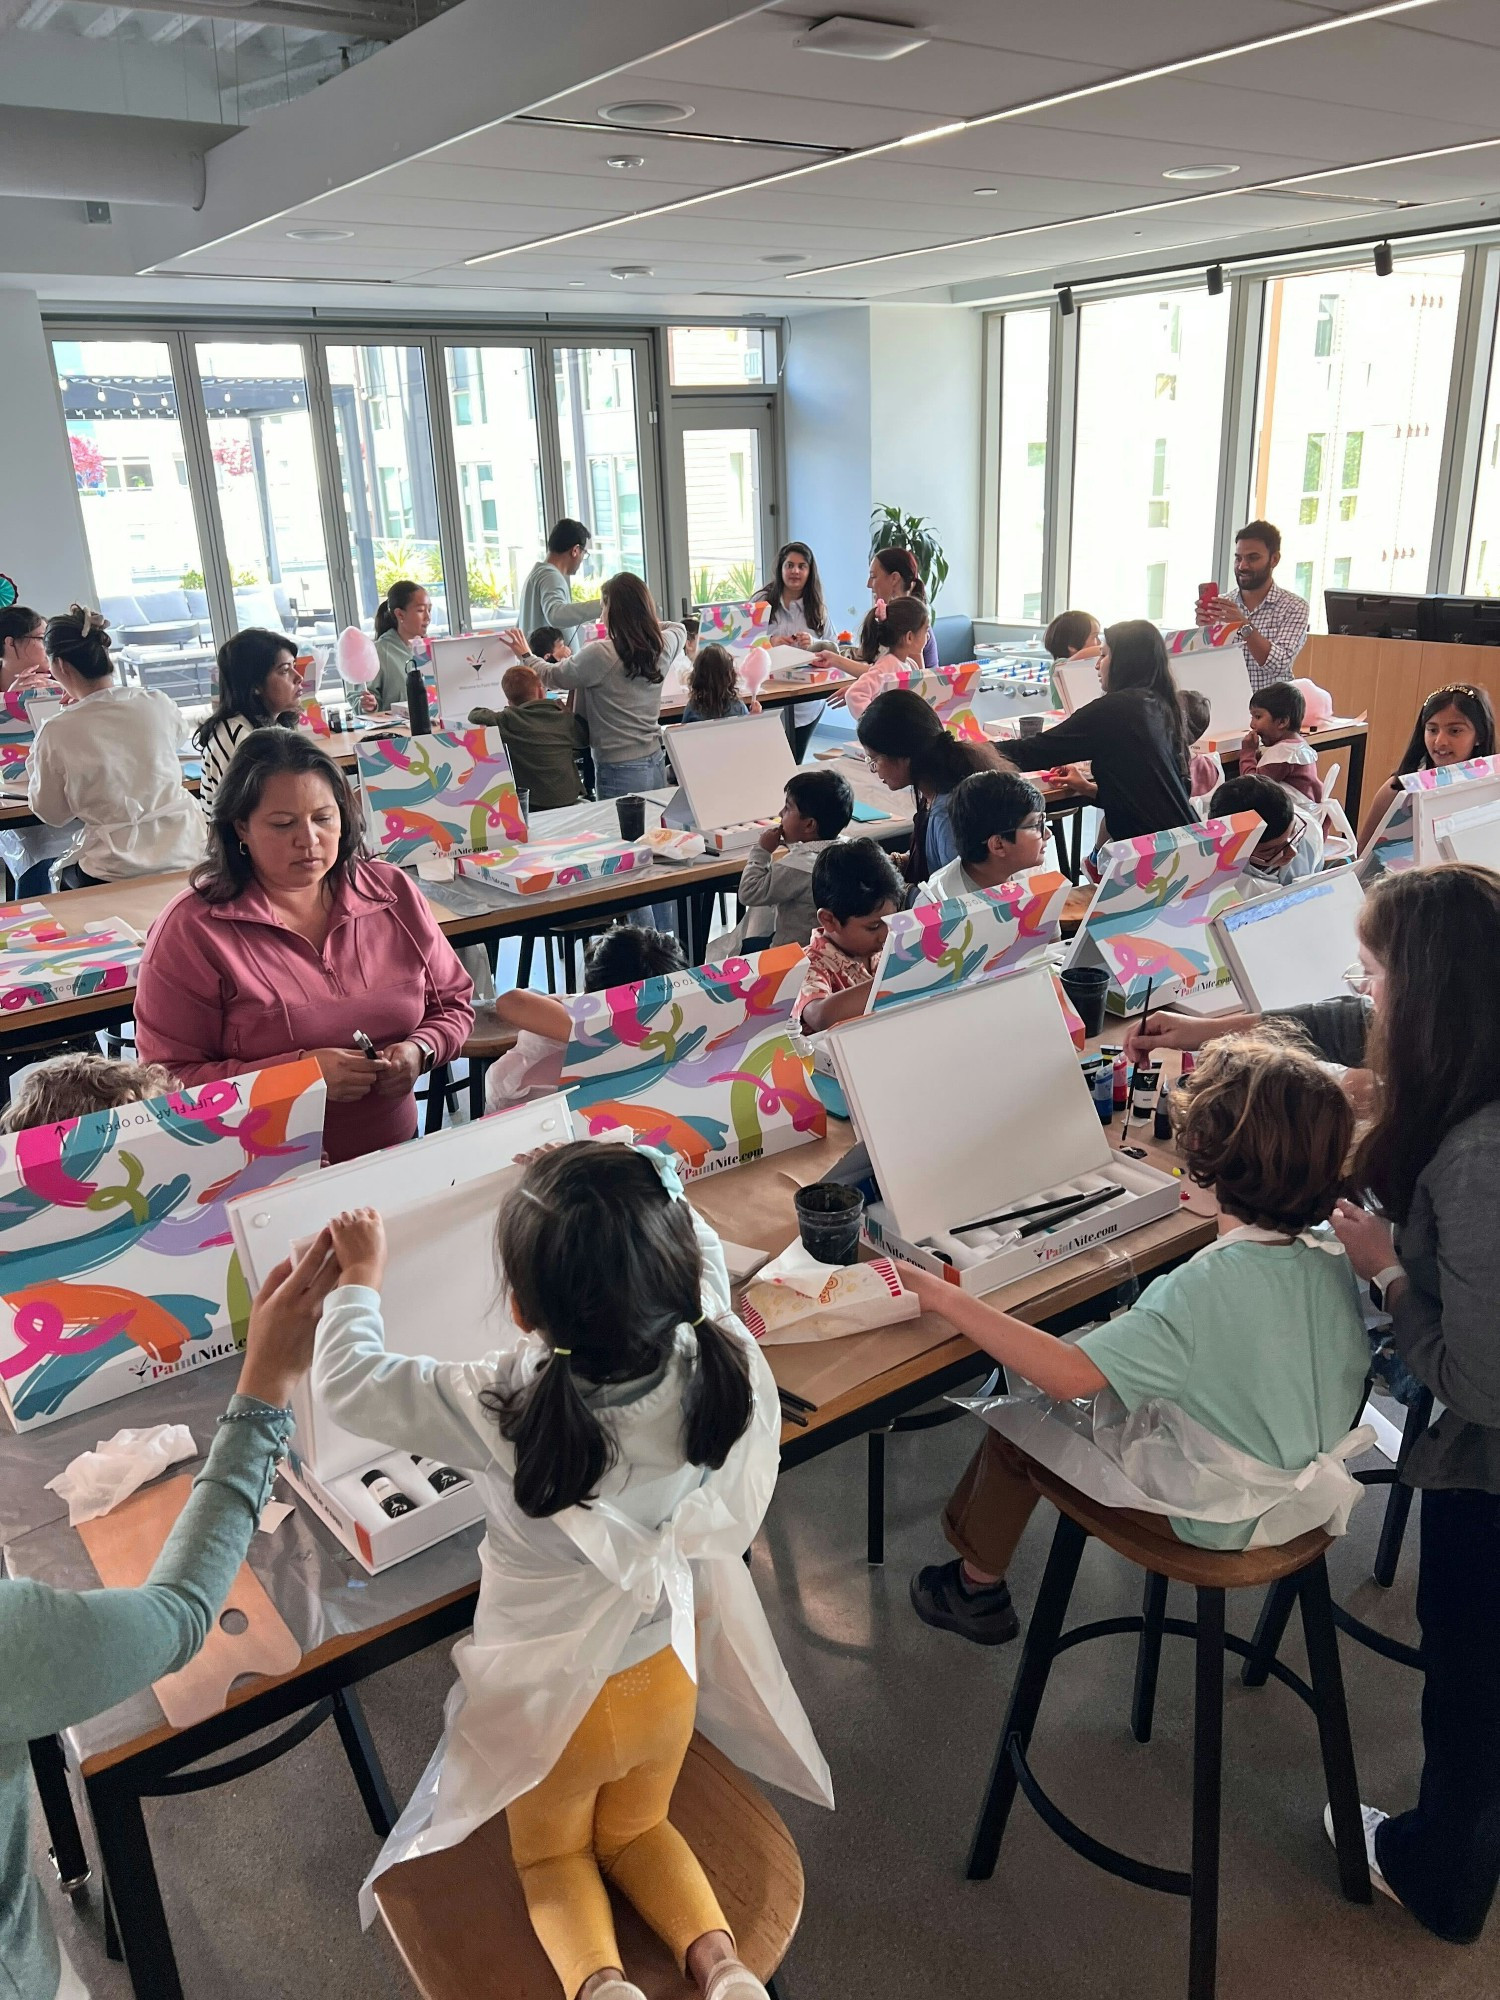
left=609, top=264, right=654, bottom=279
left=1161, top=163, right=1241, bottom=181
left=285, top=226, right=354, bottom=242
left=605, top=154, right=645, bottom=170
left=972, top=186, right=999, bottom=196
left=567, top=280, right=587, bottom=288
left=795, top=16, right=930, bottom=60
left=598, top=101, right=693, bottom=127
left=761, top=251, right=807, bottom=264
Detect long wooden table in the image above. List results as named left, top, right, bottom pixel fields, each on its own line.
left=6, top=1034, right=1207, bottom=1999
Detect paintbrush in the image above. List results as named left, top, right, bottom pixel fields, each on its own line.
left=1016, top=1184, right=1123, bottom=1239
left=1121, top=976, right=1156, bottom=1129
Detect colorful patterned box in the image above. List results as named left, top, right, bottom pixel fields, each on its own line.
left=1164, top=620, right=1245, bottom=656
left=0, top=903, right=144, bottom=1016
left=1400, top=752, right=1500, bottom=868
left=0, top=1060, right=326, bottom=1430
left=560, top=945, right=825, bottom=1180
left=455, top=836, right=652, bottom=897
left=870, top=873, right=1071, bottom=1013
left=1068, top=814, right=1262, bottom=1011
left=696, top=599, right=773, bottom=646
left=357, top=727, right=526, bottom=865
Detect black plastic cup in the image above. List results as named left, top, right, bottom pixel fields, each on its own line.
left=1060, top=963, right=1110, bottom=1038
left=615, top=794, right=646, bottom=840
left=793, top=1182, right=865, bottom=1266
left=1018, top=712, right=1045, bottom=737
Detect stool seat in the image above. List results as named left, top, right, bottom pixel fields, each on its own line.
left=461, top=1005, right=519, bottom=1061
left=373, top=1735, right=802, bottom=2000
left=1026, top=1463, right=1333, bottom=1587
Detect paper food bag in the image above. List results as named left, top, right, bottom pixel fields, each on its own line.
left=739, top=1244, right=917, bottom=1345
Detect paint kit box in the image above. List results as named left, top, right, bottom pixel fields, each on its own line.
left=704, top=820, right=780, bottom=853
left=826, top=969, right=1180, bottom=1294
left=455, top=836, right=653, bottom=897
left=230, top=1096, right=573, bottom=1572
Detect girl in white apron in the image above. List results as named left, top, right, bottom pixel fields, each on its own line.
left=312, top=1142, right=832, bottom=2000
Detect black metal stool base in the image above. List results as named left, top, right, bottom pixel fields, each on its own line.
left=966, top=1513, right=1371, bottom=2000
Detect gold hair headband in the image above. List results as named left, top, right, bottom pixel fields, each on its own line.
left=1429, top=684, right=1485, bottom=704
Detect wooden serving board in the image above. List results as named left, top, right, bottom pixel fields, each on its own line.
left=77, top=1473, right=301, bottom=1728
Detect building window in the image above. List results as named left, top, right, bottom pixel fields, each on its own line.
left=1339, top=495, right=1358, bottom=522
left=1299, top=497, right=1320, bottom=525
left=104, top=458, right=154, bottom=491
left=1342, top=431, right=1364, bottom=489
left=1026, top=441, right=1046, bottom=468
left=1148, top=436, right=1170, bottom=527
left=1333, top=557, right=1352, bottom=588
left=1314, top=293, right=1340, bottom=359
left=1303, top=433, right=1326, bottom=491
left=1022, top=591, right=1042, bottom=620
left=1154, top=373, right=1177, bottom=401
left=1145, top=562, right=1166, bottom=620
left=1295, top=560, right=1315, bottom=600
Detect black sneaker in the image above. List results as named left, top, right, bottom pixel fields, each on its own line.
left=909, top=1559, right=1020, bottom=1646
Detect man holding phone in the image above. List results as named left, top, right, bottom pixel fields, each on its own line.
left=1195, top=518, right=1309, bottom=694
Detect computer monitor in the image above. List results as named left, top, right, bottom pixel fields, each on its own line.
left=1323, top=590, right=1425, bottom=641
left=1418, top=595, right=1500, bottom=647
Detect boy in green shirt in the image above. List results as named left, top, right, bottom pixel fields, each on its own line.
left=908, top=1032, right=1371, bottom=1644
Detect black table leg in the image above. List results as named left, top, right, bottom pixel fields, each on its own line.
left=332, top=1687, right=397, bottom=1837
left=85, top=1766, right=184, bottom=2000
left=29, top=1736, right=89, bottom=1892
left=1343, top=730, right=1368, bottom=828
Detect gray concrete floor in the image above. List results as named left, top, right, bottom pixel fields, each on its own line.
left=35, top=1410, right=1496, bottom=1999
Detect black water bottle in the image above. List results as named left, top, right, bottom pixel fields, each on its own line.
left=405, top=657, right=431, bottom=735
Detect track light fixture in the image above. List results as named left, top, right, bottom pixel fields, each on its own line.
left=1057, top=284, right=1076, bottom=317
left=1374, top=239, right=1394, bottom=276
left=1206, top=262, right=1225, bottom=295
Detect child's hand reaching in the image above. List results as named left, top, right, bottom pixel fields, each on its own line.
left=328, top=1207, right=387, bottom=1291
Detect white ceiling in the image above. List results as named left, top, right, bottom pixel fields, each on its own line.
left=15, top=0, right=1500, bottom=307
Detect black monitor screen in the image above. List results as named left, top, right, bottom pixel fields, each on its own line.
left=1324, top=591, right=1425, bottom=640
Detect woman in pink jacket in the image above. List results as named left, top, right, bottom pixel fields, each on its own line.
left=135, top=729, right=473, bottom=1162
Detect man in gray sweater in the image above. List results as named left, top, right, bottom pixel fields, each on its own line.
left=519, top=518, right=602, bottom=657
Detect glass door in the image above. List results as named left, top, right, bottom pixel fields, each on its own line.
left=326, top=341, right=448, bottom=634
left=669, top=395, right=777, bottom=612
left=440, top=343, right=546, bottom=631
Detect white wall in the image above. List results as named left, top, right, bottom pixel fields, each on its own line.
left=782, top=307, right=872, bottom=631
left=869, top=304, right=982, bottom=620
left=0, top=289, right=93, bottom=613
left=784, top=302, right=983, bottom=628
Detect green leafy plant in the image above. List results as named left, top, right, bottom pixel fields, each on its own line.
left=373, top=536, right=443, bottom=597
left=231, top=567, right=262, bottom=589
left=466, top=555, right=510, bottom=609
left=689, top=558, right=761, bottom=606
left=180, top=567, right=205, bottom=591
left=869, top=503, right=949, bottom=607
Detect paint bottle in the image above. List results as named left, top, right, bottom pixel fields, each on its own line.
left=1092, top=1062, right=1115, bottom=1124
left=361, top=1469, right=416, bottom=1519
left=412, top=1454, right=470, bottom=1496
left=1100, top=1043, right=1128, bottom=1108
left=1131, top=1061, right=1163, bottom=1121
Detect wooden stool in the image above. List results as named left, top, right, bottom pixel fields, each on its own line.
left=966, top=1461, right=1371, bottom=2000
left=373, top=1734, right=800, bottom=2000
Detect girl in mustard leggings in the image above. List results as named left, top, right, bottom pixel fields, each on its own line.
left=312, top=1142, right=832, bottom=2000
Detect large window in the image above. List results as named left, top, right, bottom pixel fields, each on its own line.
left=1070, top=289, right=1229, bottom=625
left=668, top=325, right=778, bottom=386
left=1251, top=256, right=1463, bottom=626
left=1465, top=324, right=1500, bottom=597
left=194, top=340, right=334, bottom=641
left=442, top=345, right=545, bottom=630
left=328, top=343, right=447, bottom=635
left=554, top=345, right=646, bottom=588
left=993, top=310, right=1050, bottom=620
left=52, top=337, right=209, bottom=636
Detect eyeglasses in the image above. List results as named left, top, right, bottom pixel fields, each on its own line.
left=1342, top=961, right=1377, bottom=997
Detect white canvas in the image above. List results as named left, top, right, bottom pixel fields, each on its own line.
left=1411, top=774, right=1500, bottom=866
left=663, top=711, right=797, bottom=830
left=1213, top=870, right=1365, bottom=1014
left=229, top=1097, right=570, bottom=1482
left=429, top=633, right=513, bottom=726
left=1434, top=797, right=1500, bottom=868
left=827, top=967, right=1109, bottom=1243
left=1054, top=659, right=1103, bottom=715
left=1168, top=648, right=1254, bottom=742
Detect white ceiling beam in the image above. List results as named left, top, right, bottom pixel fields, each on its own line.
left=80, top=6, right=131, bottom=35
left=15, top=0, right=64, bottom=25
left=132, top=0, right=775, bottom=273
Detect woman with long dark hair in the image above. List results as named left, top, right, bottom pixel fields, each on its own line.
left=866, top=546, right=938, bottom=670
left=358, top=579, right=431, bottom=713
left=194, top=627, right=302, bottom=816
left=757, top=540, right=834, bottom=758
left=1356, top=682, right=1497, bottom=851
left=1000, top=617, right=1194, bottom=840
left=134, top=728, right=472, bottom=1162
left=856, top=687, right=1007, bottom=881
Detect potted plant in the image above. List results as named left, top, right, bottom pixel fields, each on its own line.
left=869, top=504, right=949, bottom=606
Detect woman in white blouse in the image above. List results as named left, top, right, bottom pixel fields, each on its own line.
left=193, top=628, right=303, bottom=816
left=754, top=541, right=835, bottom=759
left=30, top=606, right=204, bottom=889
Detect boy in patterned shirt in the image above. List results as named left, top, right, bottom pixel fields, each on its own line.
left=793, top=838, right=904, bottom=1033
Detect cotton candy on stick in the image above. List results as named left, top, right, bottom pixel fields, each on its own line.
left=336, top=626, right=380, bottom=685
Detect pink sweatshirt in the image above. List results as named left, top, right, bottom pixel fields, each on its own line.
left=134, top=859, right=474, bottom=1162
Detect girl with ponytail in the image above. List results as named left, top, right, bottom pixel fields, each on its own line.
left=311, top=1141, right=830, bottom=2000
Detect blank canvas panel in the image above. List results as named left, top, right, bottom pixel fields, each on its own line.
left=1436, top=798, right=1500, bottom=868
left=1412, top=776, right=1500, bottom=866
left=1054, top=660, right=1103, bottom=714
left=664, top=712, right=797, bottom=829
left=1215, top=871, right=1365, bottom=1014
left=1169, top=649, right=1253, bottom=741
left=828, top=968, right=1109, bottom=1241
